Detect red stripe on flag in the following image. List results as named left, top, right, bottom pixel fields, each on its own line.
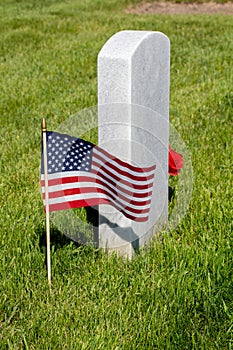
left=95, top=146, right=156, bottom=173
left=44, top=198, right=149, bottom=222
left=93, top=153, right=155, bottom=181
left=91, top=165, right=154, bottom=187
left=41, top=175, right=153, bottom=197
left=92, top=172, right=153, bottom=191
left=42, top=186, right=152, bottom=207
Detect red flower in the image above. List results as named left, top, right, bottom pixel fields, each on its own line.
left=169, top=146, right=183, bottom=176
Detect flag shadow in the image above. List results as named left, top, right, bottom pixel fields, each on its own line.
left=86, top=187, right=174, bottom=252
left=38, top=187, right=173, bottom=257
left=38, top=226, right=81, bottom=255
left=86, top=206, right=140, bottom=251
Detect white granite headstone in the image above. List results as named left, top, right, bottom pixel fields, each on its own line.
left=97, top=30, right=170, bottom=258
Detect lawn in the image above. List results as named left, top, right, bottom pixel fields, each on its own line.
left=0, top=0, right=232, bottom=349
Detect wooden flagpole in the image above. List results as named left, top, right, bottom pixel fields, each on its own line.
left=41, top=118, right=51, bottom=285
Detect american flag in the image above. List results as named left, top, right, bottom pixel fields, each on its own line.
left=41, top=131, right=156, bottom=222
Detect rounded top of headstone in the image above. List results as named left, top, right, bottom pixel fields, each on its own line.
left=98, top=30, right=170, bottom=60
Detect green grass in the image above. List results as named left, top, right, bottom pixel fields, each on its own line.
left=0, top=0, right=232, bottom=349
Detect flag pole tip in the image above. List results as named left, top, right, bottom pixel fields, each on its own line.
left=41, top=118, right=47, bottom=132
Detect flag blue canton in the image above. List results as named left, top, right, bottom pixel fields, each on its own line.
left=41, top=132, right=94, bottom=174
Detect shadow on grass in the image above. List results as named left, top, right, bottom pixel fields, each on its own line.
left=37, top=225, right=87, bottom=272
left=37, top=206, right=100, bottom=254
left=169, top=186, right=175, bottom=202
left=38, top=226, right=81, bottom=255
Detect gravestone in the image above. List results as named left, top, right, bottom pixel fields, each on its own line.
left=97, top=30, right=170, bottom=258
